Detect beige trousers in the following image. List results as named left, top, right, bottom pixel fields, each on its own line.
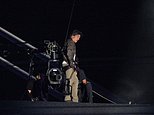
left=65, top=68, right=79, bottom=102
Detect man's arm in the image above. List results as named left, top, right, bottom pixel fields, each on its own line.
left=67, top=40, right=75, bottom=67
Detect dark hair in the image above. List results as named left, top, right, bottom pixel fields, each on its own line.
left=71, top=30, right=82, bottom=36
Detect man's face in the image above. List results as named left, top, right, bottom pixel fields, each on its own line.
left=71, top=34, right=81, bottom=43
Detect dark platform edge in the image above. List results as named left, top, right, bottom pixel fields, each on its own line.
left=0, top=101, right=154, bottom=115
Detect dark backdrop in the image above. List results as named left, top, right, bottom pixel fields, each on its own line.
left=1, top=0, right=154, bottom=104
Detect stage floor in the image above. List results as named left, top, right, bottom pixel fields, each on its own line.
left=0, top=101, right=154, bottom=115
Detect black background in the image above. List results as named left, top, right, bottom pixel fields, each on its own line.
left=1, top=0, right=154, bottom=104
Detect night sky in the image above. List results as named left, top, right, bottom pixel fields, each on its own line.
left=1, top=0, right=154, bottom=104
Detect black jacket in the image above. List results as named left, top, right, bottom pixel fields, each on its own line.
left=66, top=39, right=76, bottom=66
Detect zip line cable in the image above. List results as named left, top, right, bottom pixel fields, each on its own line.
left=63, top=0, right=76, bottom=48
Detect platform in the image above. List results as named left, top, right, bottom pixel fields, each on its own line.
left=0, top=101, right=154, bottom=115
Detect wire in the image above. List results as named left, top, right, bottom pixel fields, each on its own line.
left=92, top=90, right=117, bottom=104
left=63, top=0, right=76, bottom=47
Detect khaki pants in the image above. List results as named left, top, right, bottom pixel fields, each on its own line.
left=65, top=68, right=79, bottom=102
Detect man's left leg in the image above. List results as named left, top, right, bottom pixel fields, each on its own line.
left=71, top=71, right=79, bottom=102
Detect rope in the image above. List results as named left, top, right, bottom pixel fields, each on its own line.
left=92, top=90, right=117, bottom=104
left=63, top=0, right=76, bottom=47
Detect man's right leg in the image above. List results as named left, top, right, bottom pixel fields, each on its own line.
left=64, top=68, right=74, bottom=102
left=86, top=82, right=93, bottom=103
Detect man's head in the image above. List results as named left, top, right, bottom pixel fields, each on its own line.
left=71, top=30, right=82, bottom=43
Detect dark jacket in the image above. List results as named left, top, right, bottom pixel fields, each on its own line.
left=77, top=69, right=86, bottom=82
left=66, top=39, right=76, bottom=66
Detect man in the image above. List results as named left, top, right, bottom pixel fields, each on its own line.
left=26, top=57, right=48, bottom=101
left=77, top=68, right=93, bottom=103
left=26, top=73, right=47, bottom=101
left=63, top=30, right=82, bottom=102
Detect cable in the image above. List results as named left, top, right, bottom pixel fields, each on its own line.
left=92, top=90, right=117, bottom=104
left=63, top=0, right=76, bottom=48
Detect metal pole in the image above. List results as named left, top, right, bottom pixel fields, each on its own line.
left=0, top=27, right=37, bottom=50
left=0, top=56, right=36, bottom=80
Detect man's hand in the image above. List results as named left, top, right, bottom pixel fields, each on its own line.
left=70, top=62, right=76, bottom=69
left=28, top=90, right=32, bottom=94
left=82, top=79, right=87, bottom=84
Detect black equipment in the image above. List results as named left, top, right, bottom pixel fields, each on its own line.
left=44, top=40, right=59, bottom=60
left=44, top=40, right=63, bottom=85
left=47, top=60, right=63, bottom=85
